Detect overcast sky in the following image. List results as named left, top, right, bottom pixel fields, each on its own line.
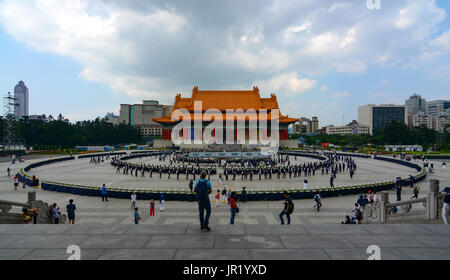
left=1, top=0, right=450, bottom=126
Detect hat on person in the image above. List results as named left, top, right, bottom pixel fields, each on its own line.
left=443, top=187, right=450, bottom=193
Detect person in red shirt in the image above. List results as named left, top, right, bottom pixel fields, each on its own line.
left=229, top=192, right=238, bottom=224
left=215, top=190, right=221, bottom=207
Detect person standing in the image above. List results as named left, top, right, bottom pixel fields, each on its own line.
left=215, top=190, right=221, bottom=207
left=51, top=203, right=60, bottom=224
left=134, top=207, right=141, bottom=224
left=241, top=187, right=247, bottom=203
left=66, top=199, right=76, bottom=224
left=13, top=175, right=19, bottom=191
left=221, top=186, right=227, bottom=203
left=229, top=191, right=238, bottom=225
left=131, top=192, right=137, bottom=210
left=303, top=177, right=308, bottom=190
left=442, top=187, right=450, bottom=225
left=31, top=175, right=39, bottom=189
left=279, top=191, right=293, bottom=225
left=189, top=179, right=194, bottom=192
left=159, top=194, right=165, bottom=212
left=7, top=167, right=10, bottom=177
left=396, top=181, right=402, bottom=202
left=101, top=184, right=108, bottom=202
left=194, top=171, right=212, bottom=232
left=149, top=199, right=155, bottom=217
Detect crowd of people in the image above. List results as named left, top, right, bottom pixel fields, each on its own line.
left=10, top=151, right=450, bottom=226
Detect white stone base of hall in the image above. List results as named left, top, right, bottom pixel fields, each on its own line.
left=161, top=139, right=298, bottom=150
left=153, top=139, right=174, bottom=148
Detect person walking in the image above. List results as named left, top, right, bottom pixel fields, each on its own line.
left=149, top=199, right=155, bottom=217
left=411, top=185, right=420, bottom=199
left=229, top=191, right=238, bottom=225
left=101, top=184, right=108, bottom=202
left=7, top=167, right=10, bottom=177
left=134, top=207, right=141, bottom=224
left=303, top=177, right=308, bottom=190
left=194, top=171, right=212, bottom=232
left=279, top=191, right=293, bottom=225
left=131, top=192, right=137, bottom=210
left=66, top=199, right=76, bottom=224
left=314, top=192, right=322, bottom=211
left=442, top=187, right=450, bottom=225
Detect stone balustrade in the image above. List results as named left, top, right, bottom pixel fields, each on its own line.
left=363, top=179, right=445, bottom=224
left=0, top=192, right=66, bottom=224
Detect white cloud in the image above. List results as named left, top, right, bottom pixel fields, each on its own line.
left=333, top=92, right=350, bottom=99
left=320, top=86, right=328, bottom=92
left=381, top=79, right=391, bottom=86
left=332, top=61, right=368, bottom=75
left=0, top=0, right=448, bottom=103
left=255, top=72, right=317, bottom=96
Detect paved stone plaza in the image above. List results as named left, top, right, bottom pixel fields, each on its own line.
left=0, top=154, right=448, bottom=225
left=0, top=224, right=449, bottom=260
left=29, top=156, right=417, bottom=191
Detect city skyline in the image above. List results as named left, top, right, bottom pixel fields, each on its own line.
left=1, top=0, right=450, bottom=126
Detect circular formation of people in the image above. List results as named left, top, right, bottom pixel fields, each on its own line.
left=108, top=151, right=358, bottom=190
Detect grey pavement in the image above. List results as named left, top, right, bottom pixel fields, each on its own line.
left=0, top=155, right=448, bottom=225
left=0, top=224, right=448, bottom=260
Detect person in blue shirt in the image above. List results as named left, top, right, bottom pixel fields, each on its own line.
left=101, top=184, right=108, bottom=202
left=51, top=203, right=60, bottom=224
left=134, top=207, right=141, bottom=224
left=194, top=171, right=212, bottom=232
left=66, top=199, right=76, bottom=224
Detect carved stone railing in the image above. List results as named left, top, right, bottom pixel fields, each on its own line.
left=363, top=179, right=445, bottom=224
left=0, top=192, right=66, bottom=224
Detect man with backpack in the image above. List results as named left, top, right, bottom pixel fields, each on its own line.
left=194, top=172, right=212, bottom=232
left=279, top=191, right=293, bottom=225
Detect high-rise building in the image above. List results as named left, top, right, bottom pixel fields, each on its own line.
left=292, top=116, right=319, bottom=135
left=405, top=94, right=426, bottom=124
left=426, top=100, right=450, bottom=116
left=120, top=100, right=172, bottom=137
left=358, top=104, right=408, bottom=135
left=104, top=112, right=120, bottom=126
left=405, top=94, right=426, bottom=116
left=405, top=95, right=450, bottom=132
left=14, top=81, right=29, bottom=119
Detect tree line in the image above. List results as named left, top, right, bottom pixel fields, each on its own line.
left=0, top=114, right=144, bottom=148
left=295, top=121, right=449, bottom=151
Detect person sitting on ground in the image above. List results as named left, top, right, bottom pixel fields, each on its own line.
left=342, top=215, right=352, bottom=224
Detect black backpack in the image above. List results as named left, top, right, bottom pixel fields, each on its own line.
left=221, top=189, right=227, bottom=195
left=195, top=180, right=209, bottom=198
left=288, top=200, right=294, bottom=214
